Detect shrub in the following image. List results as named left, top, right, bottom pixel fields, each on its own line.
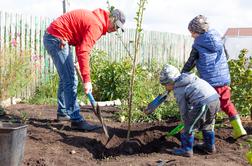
left=90, top=49, right=179, bottom=122
left=28, top=73, right=58, bottom=105
left=0, top=47, right=34, bottom=101
left=90, top=49, right=131, bottom=100
left=229, top=49, right=252, bottom=116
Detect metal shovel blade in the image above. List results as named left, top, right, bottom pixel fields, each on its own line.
left=87, top=93, right=109, bottom=138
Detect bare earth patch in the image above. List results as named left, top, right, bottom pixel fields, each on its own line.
left=1, top=104, right=251, bottom=166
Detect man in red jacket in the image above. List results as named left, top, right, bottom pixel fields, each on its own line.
left=43, top=8, right=125, bottom=131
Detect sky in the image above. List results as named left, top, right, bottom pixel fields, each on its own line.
left=0, top=0, right=252, bottom=35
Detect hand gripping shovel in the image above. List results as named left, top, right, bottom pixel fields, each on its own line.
left=74, top=64, right=109, bottom=138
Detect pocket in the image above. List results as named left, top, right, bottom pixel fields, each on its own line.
left=59, top=40, right=68, bottom=49
left=44, top=37, right=62, bottom=55
left=44, top=33, right=61, bottom=46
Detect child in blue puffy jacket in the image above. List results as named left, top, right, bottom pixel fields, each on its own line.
left=181, top=15, right=246, bottom=139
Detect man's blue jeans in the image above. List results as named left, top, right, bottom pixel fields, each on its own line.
left=43, top=32, right=83, bottom=122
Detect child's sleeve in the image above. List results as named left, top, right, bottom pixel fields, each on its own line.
left=181, top=47, right=199, bottom=73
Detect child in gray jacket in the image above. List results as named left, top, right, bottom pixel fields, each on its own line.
left=160, top=64, right=220, bottom=157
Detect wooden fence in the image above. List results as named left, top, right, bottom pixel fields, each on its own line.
left=0, top=11, right=52, bottom=99
left=96, top=30, right=193, bottom=67
left=0, top=11, right=193, bottom=99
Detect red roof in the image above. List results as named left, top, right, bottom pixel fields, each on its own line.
left=224, top=28, right=252, bottom=36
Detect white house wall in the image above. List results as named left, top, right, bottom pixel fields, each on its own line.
left=224, top=37, right=252, bottom=60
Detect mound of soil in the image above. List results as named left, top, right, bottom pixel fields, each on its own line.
left=1, top=104, right=251, bottom=166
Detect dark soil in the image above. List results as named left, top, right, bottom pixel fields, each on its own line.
left=1, top=104, right=251, bottom=166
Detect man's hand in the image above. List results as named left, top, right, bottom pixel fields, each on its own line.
left=74, top=63, right=92, bottom=94
left=84, top=82, right=92, bottom=94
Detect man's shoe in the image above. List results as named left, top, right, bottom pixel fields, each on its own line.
left=57, top=113, right=70, bottom=121
left=71, top=120, right=101, bottom=131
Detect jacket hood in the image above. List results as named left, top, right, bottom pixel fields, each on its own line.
left=92, top=9, right=110, bottom=35
left=174, top=73, right=197, bottom=88
left=194, top=29, right=223, bottom=52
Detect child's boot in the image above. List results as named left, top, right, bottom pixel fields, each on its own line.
left=172, top=132, right=194, bottom=157
left=194, top=130, right=216, bottom=154
left=230, top=115, right=247, bottom=139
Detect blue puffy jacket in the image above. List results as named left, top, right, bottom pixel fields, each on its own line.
left=192, top=29, right=230, bottom=87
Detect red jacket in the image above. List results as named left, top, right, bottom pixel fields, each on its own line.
left=47, top=9, right=110, bottom=83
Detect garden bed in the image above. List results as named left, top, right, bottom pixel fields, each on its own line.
left=1, top=104, right=251, bottom=166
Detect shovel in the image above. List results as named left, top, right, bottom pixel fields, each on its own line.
left=166, top=123, right=184, bottom=138
left=144, top=91, right=169, bottom=114
left=74, top=64, right=109, bottom=138
left=165, top=105, right=207, bottom=138
left=87, top=92, right=109, bottom=138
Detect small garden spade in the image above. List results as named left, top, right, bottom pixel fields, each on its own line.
left=144, top=91, right=169, bottom=114
left=143, top=91, right=184, bottom=137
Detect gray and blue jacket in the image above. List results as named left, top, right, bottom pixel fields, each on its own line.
left=182, top=29, right=231, bottom=87
left=174, top=73, right=219, bottom=120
